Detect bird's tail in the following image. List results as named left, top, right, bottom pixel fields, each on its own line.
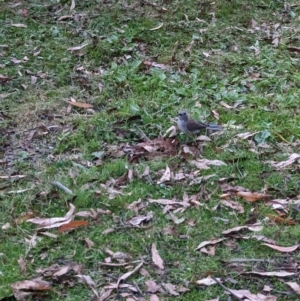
left=206, top=124, right=223, bottom=131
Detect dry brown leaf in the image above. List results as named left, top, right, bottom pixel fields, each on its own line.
left=266, top=215, right=296, bottom=225
left=152, top=243, right=164, bottom=270
left=127, top=137, right=178, bottom=162
left=164, top=125, right=177, bottom=138
left=27, top=203, right=76, bottom=230
left=2, top=222, right=11, bottom=230
left=140, top=268, right=151, bottom=277
left=222, top=224, right=263, bottom=235
left=157, top=165, right=171, bottom=184
left=195, top=238, right=225, bottom=251
left=85, top=238, right=94, bottom=248
left=76, top=208, right=111, bottom=218
left=57, top=220, right=89, bottom=233
left=190, top=159, right=226, bottom=170
left=145, top=280, right=161, bottom=293
left=211, top=110, right=219, bottom=120
left=196, top=276, right=220, bottom=286
left=262, top=243, right=299, bottom=253
left=243, top=271, right=295, bottom=277
left=227, top=289, right=277, bottom=301
left=149, top=294, right=160, bottom=301
left=18, top=256, right=26, bottom=274
left=285, top=282, right=300, bottom=294
left=129, top=211, right=153, bottom=226
left=70, top=0, right=75, bottom=11
left=97, top=288, right=113, bottom=301
left=163, top=283, right=179, bottom=296
left=236, top=191, right=270, bottom=202
left=53, top=266, right=69, bottom=277
left=15, top=212, right=35, bottom=224
left=102, top=228, right=115, bottom=234
left=11, top=278, right=52, bottom=301
left=236, top=131, right=258, bottom=139
left=116, top=261, right=143, bottom=287
left=220, top=101, right=233, bottom=109
left=178, top=285, right=189, bottom=293
left=267, top=153, right=300, bottom=169
left=67, top=43, right=89, bottom=51
left=149, top=23, right=164, bottom=31
left=75, top=275, right=99, bottom=298
left=200, top=245, right=216, bottom=256
left=220, top=200, right=244, bottom=213
left=65, top=100, right=93, bottom=108
left=148, top=198, right=177, bottom=205
left=196, top=135, right=211, bottom=141
left=11, top=23, right=27, bottom=28
left=242, top=235, right=277, bottom=245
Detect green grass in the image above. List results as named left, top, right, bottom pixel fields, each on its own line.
left=1, top=0, right=300, bottom=300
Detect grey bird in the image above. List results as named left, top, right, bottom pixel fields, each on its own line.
left=177, top=111, right=222, bottom=134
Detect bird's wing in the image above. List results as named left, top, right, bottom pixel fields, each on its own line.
left=187, top=120, right=209, bottom=131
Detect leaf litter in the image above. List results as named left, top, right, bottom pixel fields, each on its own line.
left=4, top=1, right=300, bottom=301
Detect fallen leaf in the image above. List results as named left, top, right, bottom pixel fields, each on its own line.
left=227, top=289, right=277, bottom=301
left=220, top=200, right=244, bottom=213
left=67, top=43, right=89, bottom=51
left=236, top=131, right=258, bottom=139
left=85, top=238, right=94, bottom=248
left=243, top=271, right=295, bottom=277
left=102, top=228, right=115, bottom=234
left=145, top=280, right=161, bottom=293
left=285, top=282, right=300, bottom=294
left=11, top=23, right=27, bottom=28
left=220, top=101, right=233, bottom=109
left=190, top=159, right=226, bottom=170
left=2, top=222, right=11, bottom=230
left=27, top=203, right=76, bottom=230
left=222, top=224, right=263, bottom=235
left=262, top=243, right=299, bottom=253
left=11, top=278, right=52, bottom=301
left=164, top=125, right=177, bottom=138
left=266, top=215, right=296, bottom=225
left=65, top=100, right=93, bottom=108
left=196, top=276, right=220, bottom=286
left=267, top=153, right=300, bottom=169
left=152, top=243, right=164, bottom=270
left=75, top=275, right=99, bottom=298
left=195, top=238, right=225, bottom=251
left=70, top=0, right=75, bottom=11
left=200, top=245, right=216, bottom=256
left=163, top=283, right=179, bottom=296
left=18, top=256, right=26, bottom=274
left=116, top=261, right=143, bottom=287
left=236, top=191, right=270, bottom=202
left=150, top=294, right=160, bottom=301
left=157, top=165, right=171, bottom=184
left=149, top=23, right=164, bottom=30
left=57, top=220, right=89, bottom=233
left=97, top=288, right=113, bottom=301
left=129, top=211, right=153, bottom=226
left=211, top=110, right=219, bottom=120
left=53, top=266, right=69, bottom=277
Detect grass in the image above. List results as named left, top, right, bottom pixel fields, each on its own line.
left=1, top=0, right=300, bottom=300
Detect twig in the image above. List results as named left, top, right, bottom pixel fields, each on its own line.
left=51, top=181, right=73, bottom=194
left=211, top=276, right=243, bottom=301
